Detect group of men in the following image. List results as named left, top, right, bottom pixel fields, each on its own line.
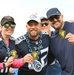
left=0, top=7, right=74, bottom=75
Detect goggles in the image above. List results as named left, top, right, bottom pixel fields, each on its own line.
left=3, top=23, right=16, bottom=28
left=48, top=15, right=60, bottom=22
left=41, top=22, right=49, bottom=26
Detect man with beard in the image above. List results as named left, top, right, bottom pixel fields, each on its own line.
left=15, top=14, right=54, bottom=75
left=46, top=7, right=74, bottom=75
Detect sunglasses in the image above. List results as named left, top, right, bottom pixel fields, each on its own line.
left=3, top=24, right=16, bottom=28
left=41, top=22, right=49, bottom=26
left=48, top=15, right=60, bottom=22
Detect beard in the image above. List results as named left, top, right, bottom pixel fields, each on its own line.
left=52, top=21, right=63, bottom=31
left=28, top=31, right=39, bottom=39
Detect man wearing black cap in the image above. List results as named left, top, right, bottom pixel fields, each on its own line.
left=46, top=7, right=74, bottom=75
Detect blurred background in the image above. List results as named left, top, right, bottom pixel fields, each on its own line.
left=0, top=0, right=74, bottom=38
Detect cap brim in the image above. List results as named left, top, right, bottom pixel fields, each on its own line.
left=27, top=20, right=39, bottom=24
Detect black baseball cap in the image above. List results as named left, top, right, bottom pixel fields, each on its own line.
left=1, top=16, right=16, bottom=25
left=46, top=8, right=61, bottom=19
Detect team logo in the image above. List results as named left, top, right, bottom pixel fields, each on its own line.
left=28, top=51, right=42, bottom=72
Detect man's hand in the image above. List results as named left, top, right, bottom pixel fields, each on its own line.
left=65, top=33, right=74, bottom=44
left=23, top=54, right=34, bottom=64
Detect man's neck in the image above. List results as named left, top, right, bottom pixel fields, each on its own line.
left=29, top=35, right=40, bottom=40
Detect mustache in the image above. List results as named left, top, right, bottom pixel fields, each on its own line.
left=52, top=20, right=60, bottom=24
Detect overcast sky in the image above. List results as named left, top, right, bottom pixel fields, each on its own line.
left=0, top=0, right=74, bottom=38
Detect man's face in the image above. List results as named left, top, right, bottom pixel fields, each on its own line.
left=26, top=20, right=41, bottom=39
left=48, top=15, right=63, bottom=31
left=41, top=20, right=50, bottom=33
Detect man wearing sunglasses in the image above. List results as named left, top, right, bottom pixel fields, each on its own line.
left=46, top=8, right=74, bottom=75
left=40, top=17, right=50, bottom=35
left=40, top=17, right=61, bottom=75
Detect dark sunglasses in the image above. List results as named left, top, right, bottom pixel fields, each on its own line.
left=41, top=22, right=49, bottom=26
left=48, top=15, right=60, bottom=22
left=3, top=24, right=16, bottom=28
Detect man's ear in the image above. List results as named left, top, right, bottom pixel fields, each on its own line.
left=61, top=15, right=63, bottom=18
